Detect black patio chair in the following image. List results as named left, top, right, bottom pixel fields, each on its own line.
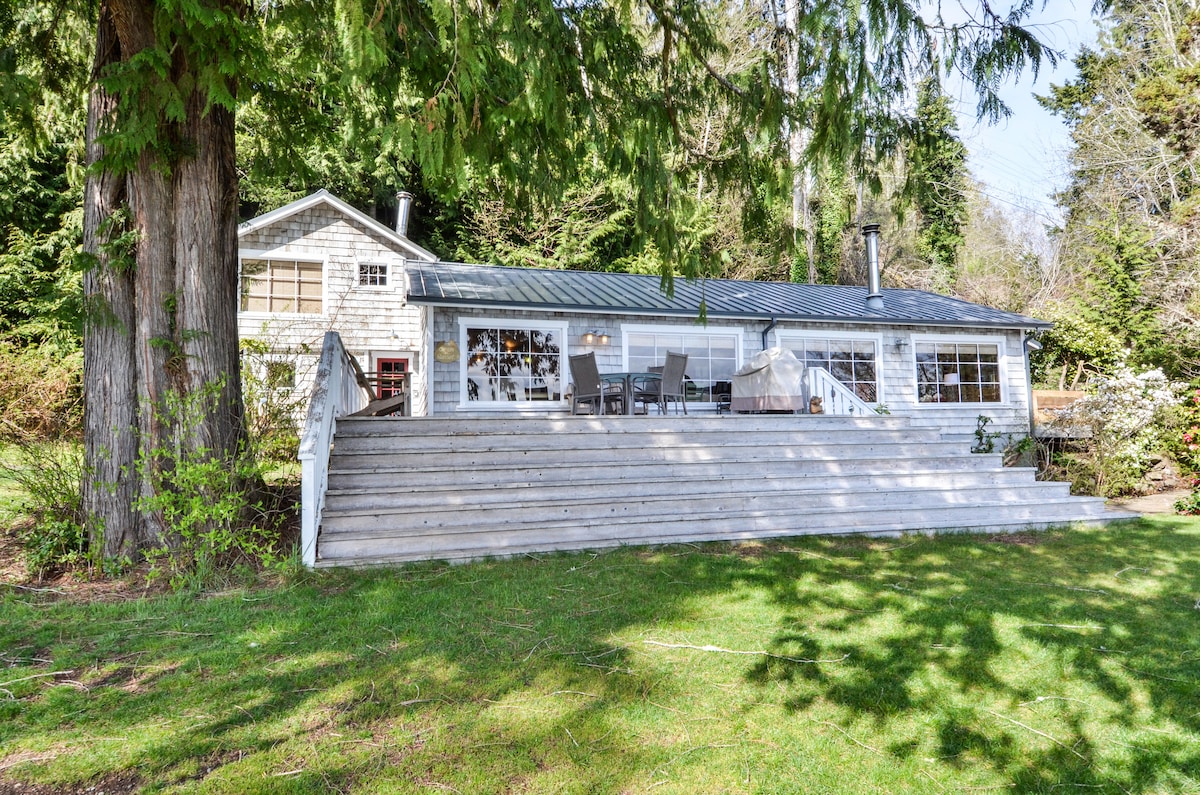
left=632, top=351, right=688, bottom=415
left=568, top=352, right=624, bottom=415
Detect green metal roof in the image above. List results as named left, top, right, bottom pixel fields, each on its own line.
left=406, top=261, right=1051, bottom=330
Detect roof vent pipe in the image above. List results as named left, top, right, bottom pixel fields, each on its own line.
left=862, top=223, right=883, bottom=311
left=395, top=191, right=414, bottom=237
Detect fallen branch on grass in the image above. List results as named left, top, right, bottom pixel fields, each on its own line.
left=814, top=720, right=883, bottom=756
left=642, top=640, right=849, bottom=665
left=0, top=671, right=75, bottom=690
left=983, top=709, right=1087, bottom=761
left=0, top=753, right=61, bottom=772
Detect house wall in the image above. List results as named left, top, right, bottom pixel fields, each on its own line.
left=427, top=307, right=1034, bottom=442
left=237, top=204, right=426, bottom=416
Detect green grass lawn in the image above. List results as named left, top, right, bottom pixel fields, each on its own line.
left=2, top=519, right=1199, bottom=794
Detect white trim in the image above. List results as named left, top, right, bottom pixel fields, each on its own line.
left=369, top=350, right=415, bottom=372
left=910, top=333, right=1009, bottom=407
left=456, top=317, right=570, bottom=410
left=422, top=306, right=435, bottom=417
left=775, top=329, right=885, bottom=405
left=237, top=252, right=328, bottom=320
left=237, top=189, right=438, bottom=262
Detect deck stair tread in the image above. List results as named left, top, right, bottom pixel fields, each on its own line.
left=314, top=415, right=1137, bottom=565
left=323, top=481, right=1075, bottom=516
left=324, top=467, right=1044, bottom=498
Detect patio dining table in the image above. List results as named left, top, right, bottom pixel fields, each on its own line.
left=600, top=371, right=661, bottom=415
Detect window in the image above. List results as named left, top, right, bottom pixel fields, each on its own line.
left=781, top=335, right=880, bottom=402
left=240, top=258, right=322, bottom=314
left=461, top=322, right=565, bottom=404
left=358, top=261, right=388, bottom=287
left=625, top=327, right=740, bottom=403
left=916, top=340, right=1003, bottom=403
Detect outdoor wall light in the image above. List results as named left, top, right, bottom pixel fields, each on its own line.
left=581, top=331, right=610, bottom=345
left=891, top=337, right=909, bottom=350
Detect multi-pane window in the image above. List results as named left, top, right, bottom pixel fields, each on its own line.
left=240, top=258, right=322, bottom=313
left=916, top=341, right=1002, bottom=403
left=358, top=262, right=388, bottom=287
left=785, top=337, right=879, bottom=402
left=464, top=325, right=563, bottom=403
left=626, top=329, right=739, bottom=403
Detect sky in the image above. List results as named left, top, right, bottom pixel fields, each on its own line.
left=948, top=1, right=1101, bottom=224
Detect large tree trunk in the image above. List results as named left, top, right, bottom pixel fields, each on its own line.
left=82, top=0, right=246, bottom=559
left=82, top=2, right=140, bottom=558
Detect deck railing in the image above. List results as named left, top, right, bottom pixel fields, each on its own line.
left=804, top=366, right=877, bottom=416
left=298, top=332, right=372, bottom=567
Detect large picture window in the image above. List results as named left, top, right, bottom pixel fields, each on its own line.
left=240, top=257, right=322, bottom=314
left=625, top=327, right=740, bottom=403
left=916, top=340, right=1002, bottom=403
left=462, top=322, right=565, bottom=404
left=780, top=335, right=880, bottom=402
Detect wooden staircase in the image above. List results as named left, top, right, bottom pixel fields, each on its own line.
left=315, top=415, right=1137, bottom=567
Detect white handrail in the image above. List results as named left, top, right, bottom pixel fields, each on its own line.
left=297, top=331, right=371, bottom=567
left=804, top=366, right=876, bottom=416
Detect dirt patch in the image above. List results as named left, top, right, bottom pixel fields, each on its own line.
left=1108, top=488, right=1193, bottom=515
left=0, top=770, right=142, bottom=795
left=0, top=746, right=141, bottom=795
left=0, top=522, right=28, bottom=587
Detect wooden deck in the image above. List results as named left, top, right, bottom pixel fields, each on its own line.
left=312, top=414, right=1136, bottom=567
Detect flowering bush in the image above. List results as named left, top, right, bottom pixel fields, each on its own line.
left=1056, top=367, right=1180, bottom=496
left=1167, top=387, right=1200, bottom=476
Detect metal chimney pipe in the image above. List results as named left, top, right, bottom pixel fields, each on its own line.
left=395, top=191, right=414, bottom=236
left=861, top=223, right=883, bottom=311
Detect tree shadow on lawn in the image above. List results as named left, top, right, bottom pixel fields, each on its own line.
left=1, top=519, right=1198, bottom=793
left=1, top=546, right=773, bottom=792
left=741, top=518, right=1200, bottom=793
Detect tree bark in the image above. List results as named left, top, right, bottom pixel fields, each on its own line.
left=82, top=0, right=246, bottom=559
left=82, top=1, right=140, bottom=559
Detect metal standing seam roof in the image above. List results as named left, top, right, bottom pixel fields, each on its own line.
left=405, top=261, right=1052, bottom=330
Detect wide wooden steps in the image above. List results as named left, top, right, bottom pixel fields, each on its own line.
left=315, top=415, right=1137, bottom=567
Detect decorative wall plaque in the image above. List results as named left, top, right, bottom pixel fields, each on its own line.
left=434, top=340, right=460, bottom=363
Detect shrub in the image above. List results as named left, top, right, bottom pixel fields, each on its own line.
left=0, top=341, right=82, bottom=442
left=135, top=380, right=288, bottom=591
left=1175, top=481, right=1200, bottom=515
left=240, top=338, right=305, bottom=466
left=1163, top=385, right=1200, bottom=476
left=2, top=442, right=87, bottom=578
left=1055, top=367, right=1179, bottom=496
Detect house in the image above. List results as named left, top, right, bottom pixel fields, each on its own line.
left=238, top=190, right=1049, bottom=442
left=236, top=189, right=434, bottom=415
left=237, top=191, right=1136, bottom=567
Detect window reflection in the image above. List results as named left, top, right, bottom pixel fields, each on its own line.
left=466, top=326, right=562, bottom=402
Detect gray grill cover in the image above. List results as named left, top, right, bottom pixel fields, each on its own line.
left=731, top=347, right=806, bottom=412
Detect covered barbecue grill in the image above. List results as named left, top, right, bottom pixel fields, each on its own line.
left=731, top=347, right=807, bottom=413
